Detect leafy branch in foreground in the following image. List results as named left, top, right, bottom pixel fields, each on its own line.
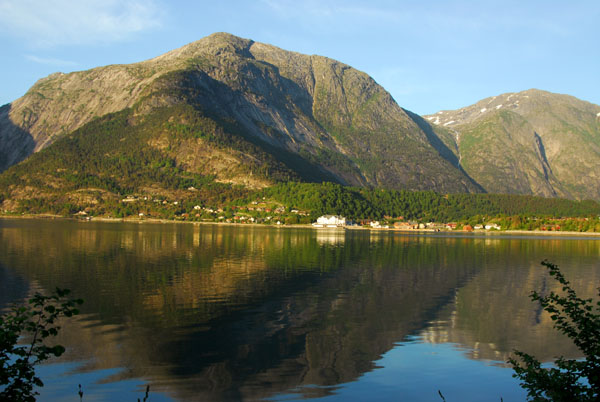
left=509, top=260, right=600, bottom=401
left=0, top=288, right=83, bottom=401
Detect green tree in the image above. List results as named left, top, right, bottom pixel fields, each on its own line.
left=509, top=261, right=600, bottom=401
left=1, top=288, right=83, bottom=401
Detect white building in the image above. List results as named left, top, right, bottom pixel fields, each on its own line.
left=313, top=215, right=347, bottom=227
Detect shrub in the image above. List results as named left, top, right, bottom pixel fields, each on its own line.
left=509, top=261, right=600, bottom=401
left=0, top=288, right=83, bottom=401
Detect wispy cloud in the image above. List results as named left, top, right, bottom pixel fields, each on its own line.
left=0, top=0, right=164, bottom=47
left=25, top=54, right=78, bottom=66
left=258, top=0, right=592, bottom=38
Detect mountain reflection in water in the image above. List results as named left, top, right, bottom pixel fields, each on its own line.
left=0, top=219, right=598, bottom=401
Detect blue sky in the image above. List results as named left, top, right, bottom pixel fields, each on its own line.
left=0, top=0, right=598, bottom=115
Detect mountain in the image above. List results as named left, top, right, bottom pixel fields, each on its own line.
left=424, top=89, right=600, bottom=200
left=0, top=33, right=479, bottom=211
left=1, top=35, right=598, bottom=212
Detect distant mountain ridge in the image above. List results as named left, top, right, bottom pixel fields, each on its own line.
left=425, top=89, right=600, bottom=200
left=0, top=33, right=598, bottom=206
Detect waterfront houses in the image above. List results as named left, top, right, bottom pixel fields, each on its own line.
left=312, top=215, right=347, bottom=228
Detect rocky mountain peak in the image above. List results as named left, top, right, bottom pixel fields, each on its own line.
left=153, top=32, right=256, bottom=63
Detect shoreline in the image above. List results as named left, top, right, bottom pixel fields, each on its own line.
left=1, top=214, right=600, bottom=237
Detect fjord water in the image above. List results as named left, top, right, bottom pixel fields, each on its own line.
left=1, top=219, right=599, bottom=401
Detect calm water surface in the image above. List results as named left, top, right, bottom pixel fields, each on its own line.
left=1, top=218, right=599, bottom=401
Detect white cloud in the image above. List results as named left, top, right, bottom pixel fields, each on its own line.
left=0, top=0, right=163, bottom=47
left=25, top=54, right=78, bottom=66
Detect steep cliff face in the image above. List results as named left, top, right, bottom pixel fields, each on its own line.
left=0, top=104, right=35, bottom=171
left=0, top=33, right=479, bottom=194
left=424, top=89, right=600, bottom=199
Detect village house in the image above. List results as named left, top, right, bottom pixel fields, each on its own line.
left=394, top=221, right=418, bottom=230
left=313, top=215, right=347, bottom=227
left=426, top=222, right=446, bottom=230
